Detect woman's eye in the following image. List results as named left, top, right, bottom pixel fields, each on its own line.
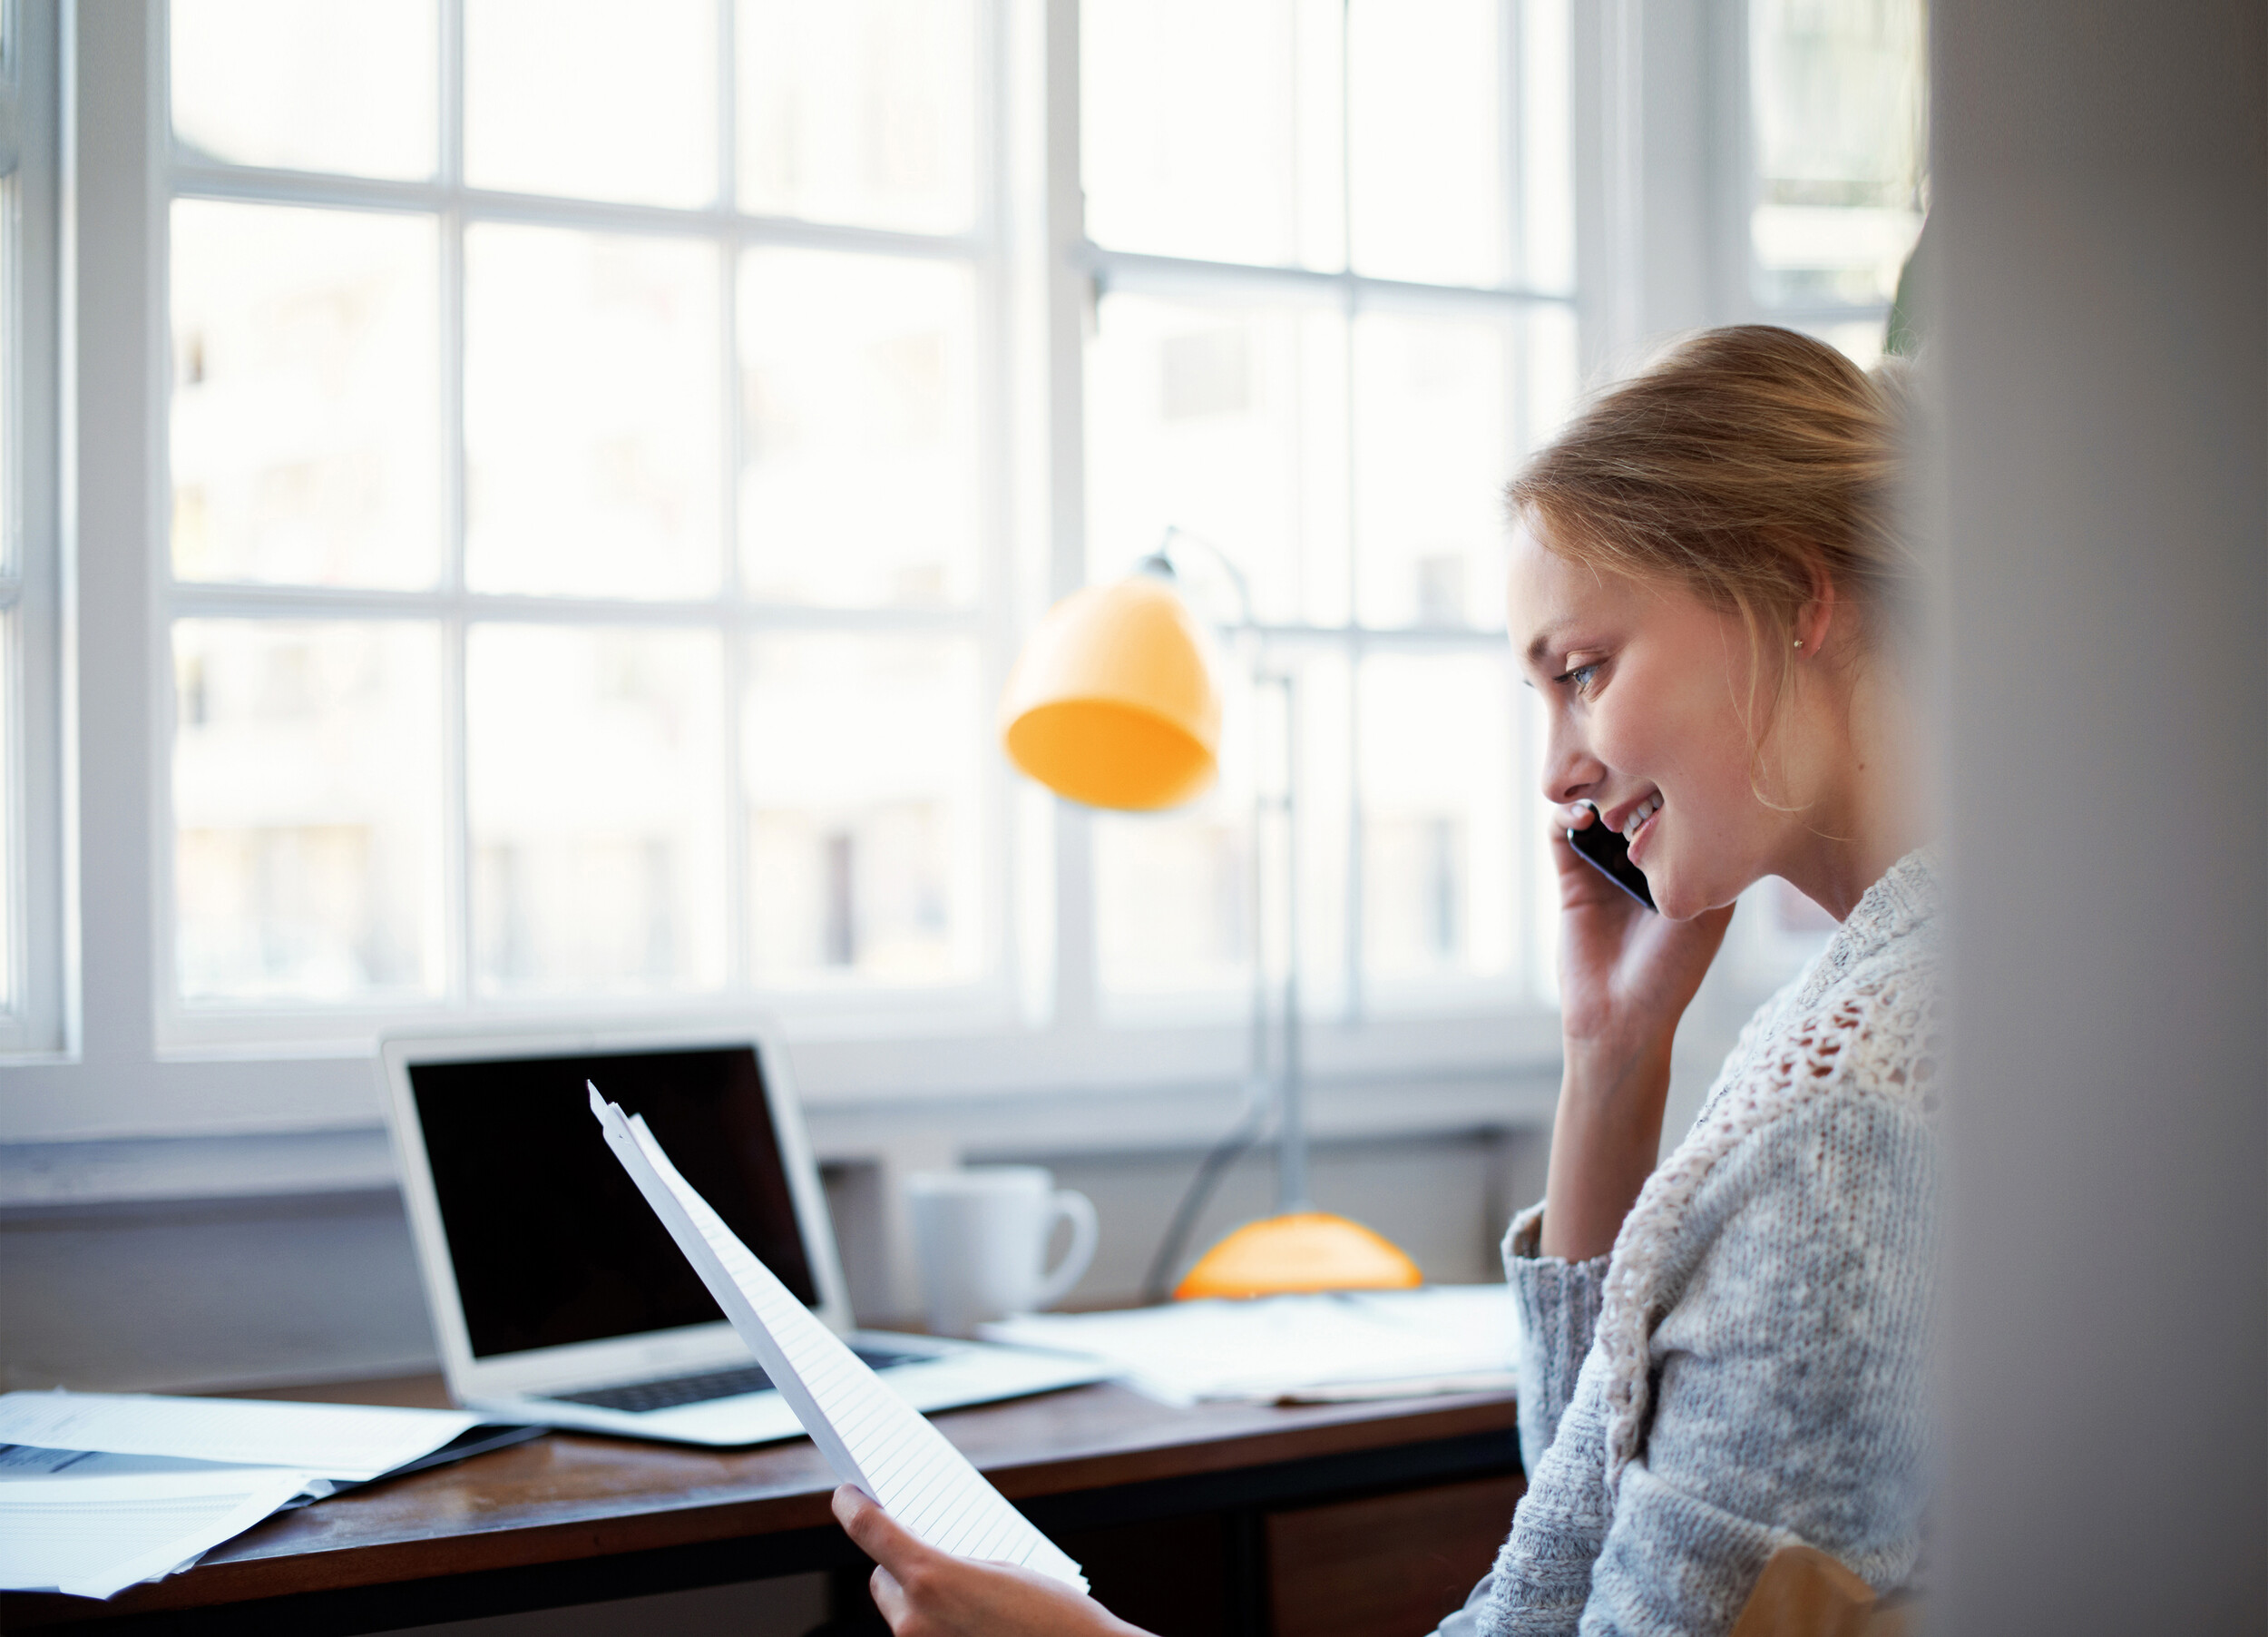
left=1559, top=662, right=1602, bottom=697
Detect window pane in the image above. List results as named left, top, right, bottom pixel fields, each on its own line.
left=738, top=250, right=978, bottom=607
left=1087, top=294, right=1348, bottom=625
left=1750, top=0, right=1927, bottom=306
left=0, top=160, right=10, bottom=583
left=172, top=621, right=444, bottom=1003
left=1082, top=0, right=1344, bottom=270
left=0, top=615, right=13, bottom=1012
left=1096, top=809, right=1250, bottom=1002
left=1525, top=301, right=1581, bottom=453
left=1798, top=316, right=1890, bottom=368
left=738, top=0, right=976, bottom=233
left=1096, top=671, right=1256, bottom=1003
left=464, top=0, right=717, bottom=207
left=467, top=626, right=727, bottom=996
left=171, top=201, right=442, bottom=589
left=464, top=225, right=723, bottom=600
left=1520, top=0, right=1576, bottom=295
left=171, top=0, right=437, bottom=180
left=1346, top=0, right=1502, bottom=287
left=1359, top=652, right=1519, bottom=993
left=1352, top=311, right=1512, bottom=630
left=1093, top=649, right=1348, bottom=1011
left=743, top=635, right=982, bottom=982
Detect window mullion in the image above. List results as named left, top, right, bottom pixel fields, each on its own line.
left=440, top=0, right=470, bottom=1007
left=1041, top=0, right=1095, bottom=1034
left=1339, top=0, right=1364, bottom=1027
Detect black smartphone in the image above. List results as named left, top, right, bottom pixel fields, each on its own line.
left=1568, top=809, right=1657, bottom=911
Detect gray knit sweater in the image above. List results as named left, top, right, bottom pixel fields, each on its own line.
left=1443, top=852, right=1941, bottom=1637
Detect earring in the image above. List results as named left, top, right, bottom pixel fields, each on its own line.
left=1793, top=639, right=1804, bottom=650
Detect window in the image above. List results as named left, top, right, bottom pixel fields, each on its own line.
left=0, top=0, right=1601, bottom=1154
left=161, top=0, right=996, bottom=1042
left=1745, top=0, right=1928, bottom=363
left=1079, top=0, right=1578, bottom=1021
left=154, top=0, right=1577, bottom=1052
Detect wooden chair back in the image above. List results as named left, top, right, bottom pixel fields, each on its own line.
left=1727, top=1544, right=1915, bottom=1637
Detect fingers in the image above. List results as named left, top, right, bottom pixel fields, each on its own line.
left=834, top=1485, right=933, bottom=1577
left=1556, top=799, right=1598, bottom=832
left=869, top=1564, right=909, bottom=1630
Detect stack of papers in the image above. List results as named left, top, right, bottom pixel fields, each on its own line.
left=0, top=1392, right=485, bottom=1600
left=978, top=1285, right=1520, bottom=1407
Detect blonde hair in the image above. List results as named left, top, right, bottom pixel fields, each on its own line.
left=1508, top=325, right=1918, bottom=774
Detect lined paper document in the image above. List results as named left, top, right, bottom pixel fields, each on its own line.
left=0, top=1467, right=312, bottom=1599
left=589, top=1086, right=1085, bottom=1591
left=0, top=1393, right=480, bottom=1484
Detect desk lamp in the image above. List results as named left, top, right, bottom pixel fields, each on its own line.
left=999, top=530, right=1422, bottom=1299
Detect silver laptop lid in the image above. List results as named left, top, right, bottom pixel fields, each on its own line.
left=381, top=1024, right=855, bottom=1404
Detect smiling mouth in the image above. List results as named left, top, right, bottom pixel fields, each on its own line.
left=1620, top=794, right=1660, bottom=844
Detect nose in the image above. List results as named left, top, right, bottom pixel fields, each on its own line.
left=1540, top=711, right=1606, bottom=807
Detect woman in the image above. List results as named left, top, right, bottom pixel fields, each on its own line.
left=833, top=326, right=1940, bottom=1636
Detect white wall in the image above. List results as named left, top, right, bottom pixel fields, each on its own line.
left=0, top=1124, right=1548, bottom=1393
left=1930, top=1, right=2268, bottom=1628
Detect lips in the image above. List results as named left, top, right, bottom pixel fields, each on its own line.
left=1625, top=799, right=1661, bottom=864
left=1599, top=789, right=1661, bottom=841
left=1618, top=794, right=1659, bottom=843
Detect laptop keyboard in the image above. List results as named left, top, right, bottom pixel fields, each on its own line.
left=552, top=1346, right=929, bottom=1415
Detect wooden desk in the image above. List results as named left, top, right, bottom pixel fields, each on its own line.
left=0, top=1378, right=1522, bottom=1637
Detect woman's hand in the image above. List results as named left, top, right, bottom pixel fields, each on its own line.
left=1540, top=804, right=1734, bottom=1260
left=1551, top=802, right=1733, bottom=1068
left=832, top=1486, right=1153, bottom=1637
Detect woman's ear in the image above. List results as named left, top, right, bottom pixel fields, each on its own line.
left=1793, top=555, right=1838, bottom=657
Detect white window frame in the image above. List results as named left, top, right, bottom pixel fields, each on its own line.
left=152, top=0, right=1022, bottom=1052
left=0, top=0, right=67, bottom=1062
left=2, top=0, right=1651, bottom=1181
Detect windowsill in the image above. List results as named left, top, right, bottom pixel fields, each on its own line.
left=0, top=1012, right=1568, bottom=1212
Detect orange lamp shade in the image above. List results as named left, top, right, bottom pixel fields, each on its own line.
left=999, top=574, right=1223, bottom=812
left=1172, top=1211, right=1424, bottom=1300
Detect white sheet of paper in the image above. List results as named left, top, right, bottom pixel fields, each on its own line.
left=0, top=1467, right=313, bottom=1599
left=589, top=1087, right=1085, bottom=1591
left=0, top=1393, right=481, bottom=1483
left=979, top=1286, right=1519, bottom=1407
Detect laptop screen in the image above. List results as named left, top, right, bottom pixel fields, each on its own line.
left=408, top=1045, right=823, bottom=1360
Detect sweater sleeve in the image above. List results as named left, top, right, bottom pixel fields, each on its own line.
left=1574, top=1093, right=1937, bottom=1634
left=1502, top=1201, right=1611, bottom=1478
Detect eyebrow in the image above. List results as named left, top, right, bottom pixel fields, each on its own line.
left=1522, top=630, right=1566, bottom=669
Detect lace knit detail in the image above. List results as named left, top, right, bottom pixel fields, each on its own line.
left=1593, top=850, right=1944, bottom=1500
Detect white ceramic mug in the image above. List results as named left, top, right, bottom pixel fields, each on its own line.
left=906, top=1167, right=1100, bottom=1338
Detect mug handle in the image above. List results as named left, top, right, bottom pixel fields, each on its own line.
left=1031, top=1190, right=1100, bottom=1309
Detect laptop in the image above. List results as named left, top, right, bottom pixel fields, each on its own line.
left=380, top=1024, right=1106, bottom=1446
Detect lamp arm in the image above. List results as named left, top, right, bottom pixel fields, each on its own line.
left=1135, top=527, right=1307, bottom=1212
left=1271, top=667, right=1309, bottom=1214
left=1144, top=525, right=1258, bottom=631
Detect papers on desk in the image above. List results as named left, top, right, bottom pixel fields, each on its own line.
left=978, top=1285, right=1520, bottom=1407
left=0, top=1467, right=315, bottom=1601
left=0, top=1393, right=486, bottom=1601
left=0, top=1392, right=482, bottom=1483
left=591, top=1086, right=1087, bottom=1592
